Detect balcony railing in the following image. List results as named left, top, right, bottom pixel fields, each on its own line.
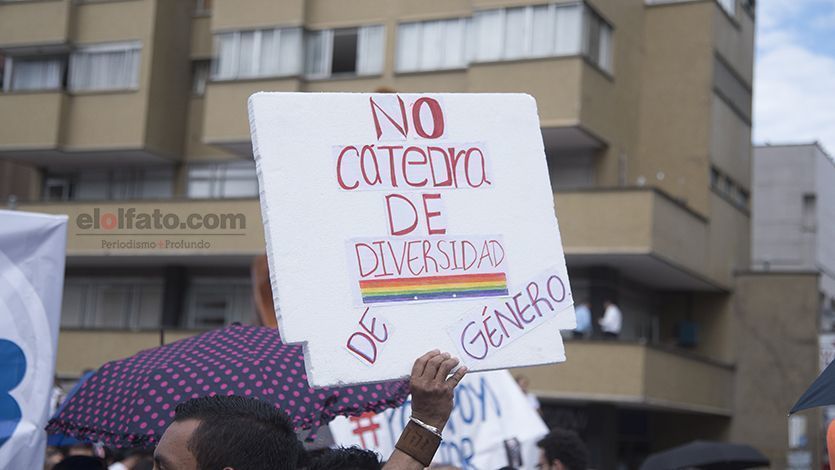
left=0, top=0, right=72, bottom=47
left=56, top=328, right=205, bottom=377
left=0, top=91, right=67, bottom=151
left=517, top=340, right=734, bottom=415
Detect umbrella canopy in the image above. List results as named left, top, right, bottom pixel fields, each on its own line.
left=46, top=324, right=408, bottom=448
left=640, top=441, right=769, bottom=470
left=47, top=370, right=95, bottom=446
left=790, top=358, right=835, bottom=414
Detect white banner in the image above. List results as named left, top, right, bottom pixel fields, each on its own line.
left=329, top=370, right=548, bottom=470
left=0, top=210, right=67, bottom=469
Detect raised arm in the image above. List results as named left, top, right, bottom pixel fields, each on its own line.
left=383, top=350, right=467, bottom=470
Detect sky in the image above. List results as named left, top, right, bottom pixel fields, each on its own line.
left=754, top=0, right=835, bottom=155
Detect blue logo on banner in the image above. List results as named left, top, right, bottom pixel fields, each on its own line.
left=0, top=339, right=26, bottom=448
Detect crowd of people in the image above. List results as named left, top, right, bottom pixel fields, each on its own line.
left=43, top=350, right=590, bottom=470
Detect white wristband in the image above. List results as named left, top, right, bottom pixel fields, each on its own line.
left=409, top=416, right=443, bottom=439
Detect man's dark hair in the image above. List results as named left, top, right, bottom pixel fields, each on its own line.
left=174, top=395, right=299, bottom=470
left=132, top=460, right=155, bottom=470
left=53, top=456, right=107, bottom=470
left=308, top=446, right=382, bottom=470
left=537, top=428, right=588, bottom=470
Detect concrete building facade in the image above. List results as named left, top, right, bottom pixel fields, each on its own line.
left=0, top=0, right=763, bottom=467
left=749, top=142, right=835, bottom=469
left=753, top=143, right=835, bottom=323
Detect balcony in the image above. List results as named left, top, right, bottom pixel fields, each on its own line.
left=201, top=58, right=608, bottom=156
left=57, top=329, right=203, bottom=377
left=0, top=0, right=188, bottom=165
left=203, top=78, right=302, bottom=154
left=469, top=57, right=608, bottom=153
left=518, top=341, right=734, bottom=416
left=469, top=57, right=584, bottom=128
left=211, top=0, right=303, bottom=32
left=0, top=0, right=157, bottom=48
left=0, top=0, right=73, bottom=47
left=17, top=198, right=266, bottom=260
left=0, top=90, right=183, bottom=165
left=0, top=91, right=67, bottom=152
left=555, top=187, right=729, bottom=290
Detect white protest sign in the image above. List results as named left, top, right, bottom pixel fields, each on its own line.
left=249, top=93, right=576, bottom=386
left=0, top=210, right=67, bottom=469
left=329, top=370, right=548, bottom=470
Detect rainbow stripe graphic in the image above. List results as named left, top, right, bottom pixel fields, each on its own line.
left=359, top=272, right=508, bottom=304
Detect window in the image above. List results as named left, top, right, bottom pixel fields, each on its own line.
left=584, top=7, right=613, bottom=72
left=331, top=29, right=359, bottom=74
left=44, top=167, right=174, bottom=201
left=397, top=18, right=468, bottom=72
left=2, top=55, right=65, bottom=92
left=194, top=0, right=211, bottom=15
left=740, top=0, right=754, bottom=15
left=186, top=278, right=253, bottom=328
left=214, top=27, right=302, bottom=80
left=713, top=55, right=752, bottom=121
left=192, top=60, right=210, bottom=95
left=802, top=194, right=816, bottom=232
left=734, top=186, right=750, bottom=207
left=717, top=0, right=735, bottom=16
left=470, top=4, right=583, bottom=63
left=710, top=165, right=749, bottom=210
left=43, top=175, right=74, bottom=201
left=187, top=161, right=258, bottom=198
left=304, top=25, right=385, bottom=78
left=546, top=151, right=595, bottom=189
left=61, top=278, right=163, bottom=329
left=69, top=42, right=141, bottom=91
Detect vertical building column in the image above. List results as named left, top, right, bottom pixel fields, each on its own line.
left=161, top=265, right=187, bottom=327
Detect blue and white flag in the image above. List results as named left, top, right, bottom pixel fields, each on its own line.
left=0, top=210, right=67, bottom=469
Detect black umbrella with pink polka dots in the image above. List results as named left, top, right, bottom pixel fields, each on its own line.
left=46, top=324, right=409, bottom=448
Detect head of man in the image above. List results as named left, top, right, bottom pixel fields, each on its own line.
left=53, top=456, right=106, bottom=470
left=537, top=429, right=588, bottom=470
left=515, top=375, right=530, bottom=393
left=309, top=446, right=382, bottom=470
left=153, top=395, right=299, bottom=470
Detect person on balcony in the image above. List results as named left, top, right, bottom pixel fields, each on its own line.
left=572, top=301, right=592, bottom=339
left=598, top=300, right=622, bottom=339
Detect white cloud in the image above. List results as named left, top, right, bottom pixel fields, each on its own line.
left=753, top=0, right=835, bottom=154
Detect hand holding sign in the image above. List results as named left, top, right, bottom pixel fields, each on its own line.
left=384, top=350, right=468, bottom=470
left=409, top=350, right=467, bottom=431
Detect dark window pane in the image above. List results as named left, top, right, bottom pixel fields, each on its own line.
left=331, top=29, right=358, bottom=74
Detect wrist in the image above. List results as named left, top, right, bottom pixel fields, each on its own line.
left=395, top=420, right=442, bottom=467
left=410, top=412, right=446, bottom=431
left=410, top=415, right=443, bottom=438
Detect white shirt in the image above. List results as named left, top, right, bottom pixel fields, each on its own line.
left=526, top=392, right=540, bottom=411
left=599, top=304, right=623, bottom=334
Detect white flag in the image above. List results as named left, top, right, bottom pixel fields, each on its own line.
left=329, top=370, right=548, bottom=470
left=0, top=210, right=67, bottom=469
